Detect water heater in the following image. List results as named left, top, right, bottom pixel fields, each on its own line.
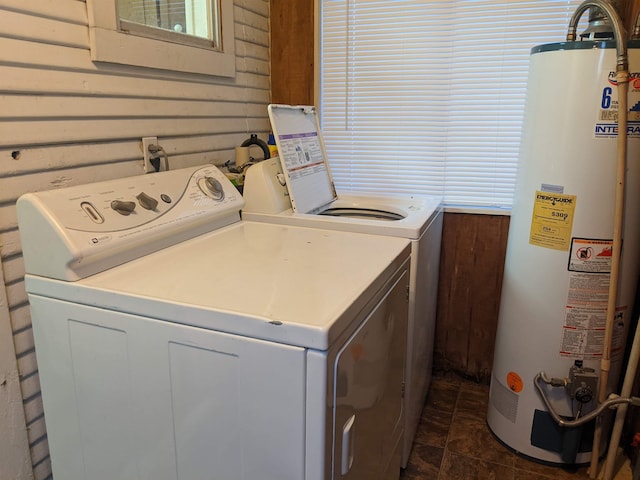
left=487, top=38, right=640, bottom=464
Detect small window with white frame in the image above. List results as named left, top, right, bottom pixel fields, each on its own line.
left=86, top=0, right=235, bottom=77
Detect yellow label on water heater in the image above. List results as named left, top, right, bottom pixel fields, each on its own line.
left=529, top=191, right=576, bottom=251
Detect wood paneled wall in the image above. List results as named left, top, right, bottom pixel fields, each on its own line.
left=435, top=214, right=510, bottom=381
left=270, top=0, right=314, bottom=105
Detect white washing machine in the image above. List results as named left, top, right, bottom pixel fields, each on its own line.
left=242, top=104, right=444, bottom=467
left=17, top=164, right=413, bottom=480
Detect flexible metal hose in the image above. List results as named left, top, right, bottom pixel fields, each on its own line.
left=567, top=0, right=628, bottom=70
left=534, top=373, right=640, bottom=428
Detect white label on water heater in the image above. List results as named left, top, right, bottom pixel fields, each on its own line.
left=595, top=72, right=640, bottom=138
left=560, top=304, right=626, bottom=360
left=540, top=183, right=564, bottom=194
left=559, top=238, right=625, bottom=359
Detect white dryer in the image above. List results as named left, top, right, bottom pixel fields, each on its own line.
left=242, top=104, right=444, bottom=467
left=17, top=164, right=412, bottom=480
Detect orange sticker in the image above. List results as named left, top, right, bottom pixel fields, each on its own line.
left=506, top=372, right=523, bottom=393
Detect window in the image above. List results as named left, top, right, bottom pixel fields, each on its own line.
left=318, top=1, right=583, bottom=211
left=117, top=0, right=219, bottom=47
left=87, top=0, right=235, bottom=77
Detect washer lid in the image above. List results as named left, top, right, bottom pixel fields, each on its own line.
left=268, top=104, right=337, bottom=214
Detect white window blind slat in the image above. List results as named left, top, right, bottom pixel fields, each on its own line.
left=319, top=0, right=583, bottom=209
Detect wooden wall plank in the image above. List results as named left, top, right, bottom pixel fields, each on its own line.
left=2, top=118, right=260, bottom=147
left=30, top=436, right=49, bottom=468
left=1, top=0, right=87, bottom=23
left=9, top=303, right=31, bottom=332
left=17, top=352, right=39, bottom=381
left=5, top=278, right=26, bottom=310
left=23, top=394, right=44, bottom=425
left=465, top=215, right=509, bottom=379
left=0, top=254, right=32, bottom=479
left=0, top=62, right=270, bottom=102
left=0, top=133, right=260, bottom=179
left=436, top=213, right=471, bottom=372
left=237, top=0, right=268, bottom=17
left=1, top=254, right=24, bottom=284
left=26, top=414, right=46, bottom=445
left=13, top=328, right=34, bottom=357
left=2, top=95, right=269, bottom=120
left=1, top=163, right=145, bottom=204
left=0, top=9, right=88, bottom=47
left=434, top=213, right=510, bottom=381
left=31, top=458, right=51, bottom=480
left=270, top=0, right=314, bottom=104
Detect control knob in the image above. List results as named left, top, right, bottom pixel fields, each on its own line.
left=110, top=200, right=136, bottom=216
left=136, top=192, right=158, bottom=210
left=199, top=176, right=225, bottom=201
left=574, top=383, right=594, bottom=404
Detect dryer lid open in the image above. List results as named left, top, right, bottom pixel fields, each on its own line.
left=268, top=104, right=337, bottom=214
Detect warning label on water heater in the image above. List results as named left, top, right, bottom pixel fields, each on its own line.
left=568, top=238, right=613, bottom=273
left=559, top=239, right=625, bottom=359
left=560, top=304, right=626, bottom=360
left=529, top=191, right=576, bottom=251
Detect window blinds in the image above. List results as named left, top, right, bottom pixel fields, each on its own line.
left=318, top=0, right=582, bottom=210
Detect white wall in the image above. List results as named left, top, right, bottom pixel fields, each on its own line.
left=0, top=1, right=271, bottom=478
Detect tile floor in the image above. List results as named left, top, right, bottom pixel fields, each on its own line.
left=400, top=374, right=633, bottom=480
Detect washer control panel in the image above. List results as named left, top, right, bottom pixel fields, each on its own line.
left=36, top=164, right=238, bottom=232
left=17, top=164, right=244, bottom=280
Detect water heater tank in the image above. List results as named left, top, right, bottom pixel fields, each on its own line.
left=487, top=40, right=640, bottom=465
